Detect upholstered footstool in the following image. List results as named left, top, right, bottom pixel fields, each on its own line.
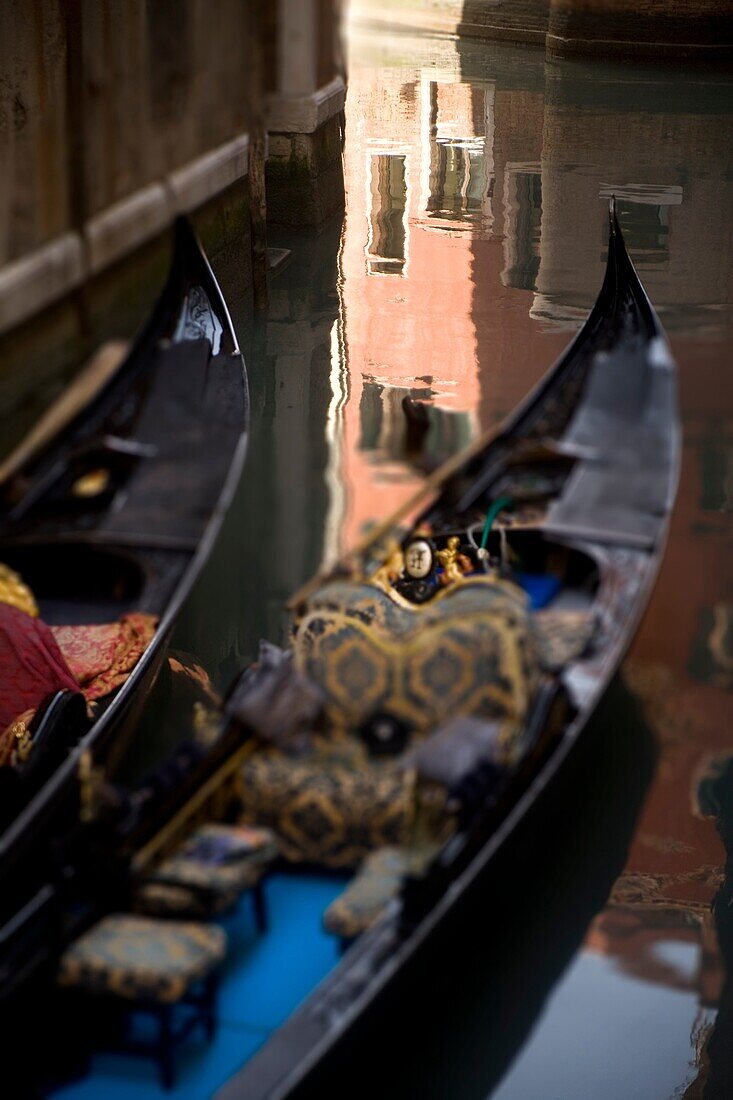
left=58, top=914, right=226, bottom=1088
left=323, top=848, right=413, bottom=946
left=136, top=823, right=279, bottom=929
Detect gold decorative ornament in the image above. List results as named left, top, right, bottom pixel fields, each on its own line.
left=370, top=541, right=405, bottom=591
left=11, top=717, right=33, bottom=764
left=0, top=563, right=39, bottom=617
left=436, top=536, right=472, bottom=587
left=72, top=467, right=110, bottom=498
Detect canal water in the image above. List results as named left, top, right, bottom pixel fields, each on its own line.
left=23, top=20, right=733, bottom=1100
left=230, top=28, right=728, bottom=1098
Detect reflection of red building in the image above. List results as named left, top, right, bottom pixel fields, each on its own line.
left=337, top=34, right=733, bottom=1063
left=590, top=328, right=733, bottom=1017
left=535, top=67, right=733, bottom=1048
left=338, top=48, right=568, bottom=551
left=339, top=66, right=482, bottom=551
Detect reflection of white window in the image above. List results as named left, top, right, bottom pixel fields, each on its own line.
left=421, top=81, right=494, bottom=229
left=366, top=154, right=408, bottom=275
left=427, top=140, right=489, bottom=222
left=502, top=165, right=542, bottom=291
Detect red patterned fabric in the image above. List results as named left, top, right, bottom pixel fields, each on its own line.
left=53, top=613, right=158, bottom=701
left=0, top=604, right=79, bottom=729
left=0, top=605, right=158, bottom=767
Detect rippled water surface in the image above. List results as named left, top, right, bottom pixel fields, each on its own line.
left=82, top=23, right=733, bottom=1099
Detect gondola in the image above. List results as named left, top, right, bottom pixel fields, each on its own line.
left=213, top=199, right=679, bottom=1099
left=0, top=217, right=249, bottom=998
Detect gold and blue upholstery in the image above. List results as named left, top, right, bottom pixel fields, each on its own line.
left=323, top=846, right=436, bottom=941
left=57, top=914, right=226, bottom=1004
left=533, top=607, right=595, bottom=671
left=293, top=577, right=540, bottom=735
left=136, top=824, right=278, bottom=919
left=240, top=740, right=414, bottom=868
left=240, top=575, right=546, bottom=868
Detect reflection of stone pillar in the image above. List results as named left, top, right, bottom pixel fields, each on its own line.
left=348, top=0, right=549, bottom=48
left=534, top=63, right=733, bottom=327
left=266, top=0, right=345, bottom=228
left=236, top=220, right=343, bottom=649
left=547, top=0, right=733, bottom=61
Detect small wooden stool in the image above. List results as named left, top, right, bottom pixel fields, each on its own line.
left=58, top=914, right=226, bottom=1088
left=136, top=823, right=279, bottom=929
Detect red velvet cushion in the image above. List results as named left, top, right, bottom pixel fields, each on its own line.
left=0, top=603, right=78, bottom=729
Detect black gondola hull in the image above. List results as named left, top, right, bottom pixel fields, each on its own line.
left=0, top=218, right=249, bottom=995
left=218, top=201, right=680, bottom=1100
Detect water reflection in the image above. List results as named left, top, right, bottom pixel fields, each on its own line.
left=332, top=26, right=733, bottom=1099
left=699, top=755, right=733, bottom=1095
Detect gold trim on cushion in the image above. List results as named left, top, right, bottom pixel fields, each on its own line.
left=239, top=573, right=541, bottom=869
left=368, top=570, right=517, bottom=613
left=0, top=564, right=38, bottom=618
left=57, top=914, right=226, bottom=1004
left=293, top=577, right=539, bottom=736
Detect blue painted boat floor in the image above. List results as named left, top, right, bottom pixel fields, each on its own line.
left=50, top=871, right=346, bottom=1100
left=516, top=571, right=562, bottom=610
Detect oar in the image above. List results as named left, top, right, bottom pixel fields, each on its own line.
left=0, top=340, right=129, bottom=487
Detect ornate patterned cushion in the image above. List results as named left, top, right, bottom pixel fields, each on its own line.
left=135, top=881, right=240, bottom=919
left=533, top=608, right=595, bottom=671
left=57, top=915, right=226, bottom=1003
left=293, top=578, right=540, bottom=736
left=137, top=825, right=278, bottom=918
left=323, top=847, right=422, bottom=940
left=239, top=577, right=552, bottom=870
left=240, top=741, right=420, bottom=868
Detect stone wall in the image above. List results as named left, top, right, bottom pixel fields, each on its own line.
left=0, top=1, right=260, bottom=455
left=0, top=1, right=255, bottom=269
left=0, top=0, right=345, bottom=453
left=0, top=0, right=345, bottom=333
left=0, top=3, right=69, bottom=266
left=349, top=0, right=733, bottom=60
left=546, top=0, right=733, bottom=61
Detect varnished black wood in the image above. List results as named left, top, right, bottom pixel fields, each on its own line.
left=0, top=218, right=249, bottom=999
